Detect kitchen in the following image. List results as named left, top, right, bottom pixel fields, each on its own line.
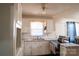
left=22, top=3, right=79, bottom=56
left=0, top=3, right=79, bottom=56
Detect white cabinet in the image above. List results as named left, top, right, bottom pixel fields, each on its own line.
left=47, top=20, right=54, bottom=33
left=60, top=43, right=79, bottom=56
left=31, top=42, right=41, bottom=55
left=50, top=42, right=56, bottom=54
left=24, top=42, right=32, bottom=56
left=23, top=41, right=51, bottom=56
left=46, top=20, right=56, bottom=40
left=39, top=41, right=51, bottom=55
left=32, top=41, right=51, bottom=55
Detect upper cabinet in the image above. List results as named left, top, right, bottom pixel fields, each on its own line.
left=47, top=20, right=54, bottom=33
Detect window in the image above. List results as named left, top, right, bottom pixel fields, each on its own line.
left=31, top=22, right=43, bottom=36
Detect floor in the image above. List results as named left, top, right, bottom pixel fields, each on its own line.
left=38, top=51, right=60, bottom=56
left=38, top=54, right=60, bottom=56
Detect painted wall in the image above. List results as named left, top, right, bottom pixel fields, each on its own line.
left=12, top=3, right=23, bottom=56
left=22, top=18, right=56, bottom=40
left=22, top=10, right=79, bottom=40
left=54, top=11, right=79, bottom=38
left=0, top=3, right=22, bottom=56
left=0, top=4, right=13, bottom=56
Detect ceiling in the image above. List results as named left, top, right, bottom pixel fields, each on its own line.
left=22, top=3, right=79, bottom=19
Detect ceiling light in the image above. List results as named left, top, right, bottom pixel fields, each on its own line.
left=41, top=3, right=46, bottom=15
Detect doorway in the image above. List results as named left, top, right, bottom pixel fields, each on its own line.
left=67, top=22, right=76, bottom=43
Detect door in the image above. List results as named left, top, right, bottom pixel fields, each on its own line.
left=67, top=22, right=76, bottom=43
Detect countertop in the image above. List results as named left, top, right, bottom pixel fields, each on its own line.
left=23, top=39, right=51, bottom=42
left=60, top=43, right=79, bottom=47
left=50, top=40, right=79, bottom=48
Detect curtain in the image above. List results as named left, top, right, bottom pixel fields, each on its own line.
left=67, top=22, right=76, bottom=43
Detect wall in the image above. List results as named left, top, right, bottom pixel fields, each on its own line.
left=0, top=3, right=22, bottom=56
left=0, top=4, right=13, bottom=56
left=22, top=9, right=79, bottom=40
left=54, top=11, right=79, bottom=38
left=12, top=3, right=23, bottom=56
left=22, top=18, right=56, bottom=40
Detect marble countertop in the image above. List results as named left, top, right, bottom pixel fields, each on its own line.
left=23, top=39, right=51, bottom=42
left=60, top=43, right=79, bottom=47
left=50, top=40, right=79, bottom=48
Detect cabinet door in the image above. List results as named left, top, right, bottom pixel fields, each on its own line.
left=60, top=46, right=66, bottom=56
left=50, top=43, right=53, bottom=52
left=38, top=41, right=51, bottom=55
left=47, top=20, right=54, bottom=33
left=50, top=43, right=56, bottom=54
left=24, top=42, right=32, bottom=56
left=31, top=41, right=51, bottom=55
left=31, top=42, right=41, bottom=55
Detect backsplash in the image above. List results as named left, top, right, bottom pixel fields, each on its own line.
left=22, top=32, right=57, bottom=41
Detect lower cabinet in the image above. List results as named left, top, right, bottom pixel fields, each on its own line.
left=24, top=42, right=32, bottom=56
left=31, top=42, right=41, bottom=55
left=23, top=41, right=51, bottom=56
left=50, top=43, right=56, bottom=54
left=60, top=43, right=79, bottom=56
